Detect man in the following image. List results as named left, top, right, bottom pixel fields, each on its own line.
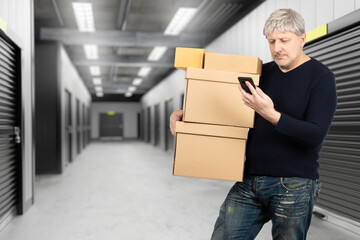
left=170, top=8, right=337, bottom=240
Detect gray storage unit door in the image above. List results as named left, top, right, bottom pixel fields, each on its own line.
left=304, top=25, right=360, bottom=222
left=0, top=30, right=22, bottom=221
left=99, top=113, right=123, bottom=139
left=64, top=90, right=72, bottom=164
left=76, top=99, right=81, bottom=154
left=139, top=110, right=144, bottom=140
left=82, top=103, right=87, bottom=148
left=87, top=106, right=91, bottom=144
left=146, top=107, right=151, bottom=143
left=154, top=104, right=160, bottom=146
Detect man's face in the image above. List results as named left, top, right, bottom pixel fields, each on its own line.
left=267, top=30, right=306, bottom=72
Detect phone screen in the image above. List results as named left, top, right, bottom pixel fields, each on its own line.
left=238, top=77, right=256, bottom=95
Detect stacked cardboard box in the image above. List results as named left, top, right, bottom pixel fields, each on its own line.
left=173, top=47, right=262, bottom=181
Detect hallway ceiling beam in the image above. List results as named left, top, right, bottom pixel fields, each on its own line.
left=71, top=55, right=174, bottom=67
left=40, top=28, right=207, bottom=47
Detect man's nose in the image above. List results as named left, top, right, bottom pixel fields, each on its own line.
left=274, top=42, right=282, bottom=52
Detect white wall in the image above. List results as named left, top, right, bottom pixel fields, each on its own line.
left=91, top=102, right=141, bottom=139
left=141, top=0, right=360, bottom=151
left=206, top=0, right=360, bottom=63
left=59, top=45, right=91, bottom=167
left=60, top=45, right=91, bottom=104
left=141, top=70, right=185, bottom=148
left=0, top=0, right=34, bottom=212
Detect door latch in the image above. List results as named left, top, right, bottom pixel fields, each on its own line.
left=14, top=126, right=21, bottom=144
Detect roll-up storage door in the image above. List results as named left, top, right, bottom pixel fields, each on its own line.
left=0, top=30, right=22, bottom=222
left=304, top=25, right=360, bottom=222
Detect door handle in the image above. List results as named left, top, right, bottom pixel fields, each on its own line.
left=14, top=126, right=21, bottom=144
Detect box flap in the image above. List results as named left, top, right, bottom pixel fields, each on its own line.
left=176, top=121, right=248, bottom=139
left=185, top=68, right=260, bottom=85
left=174, top=47, right=211, bottom=70
left=204, top=53, right=263, bottom=75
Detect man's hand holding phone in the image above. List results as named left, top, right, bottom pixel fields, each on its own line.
left=238, top=77, right=256, bottom=95
left=237, top=77, right=281, bottom=126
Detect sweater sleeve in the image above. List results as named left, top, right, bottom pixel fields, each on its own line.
left=274, top=71, right=337, bottom=148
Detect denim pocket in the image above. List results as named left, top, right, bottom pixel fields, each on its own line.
left=280, top=177, right=311, bottom=191
left=274, top=178, right=313, bottom=221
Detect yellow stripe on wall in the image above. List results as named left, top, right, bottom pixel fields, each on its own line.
left=306, top=24, right=327, bottom=43
left=0, top=17, right=7, bottom=34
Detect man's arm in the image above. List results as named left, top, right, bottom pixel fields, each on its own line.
left=274, top=72, right=337, bottom=147
left=239, top=74, right=337, bottom=147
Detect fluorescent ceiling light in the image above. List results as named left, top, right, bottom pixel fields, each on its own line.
left=84, top=44, right=98, bottom=59
left=92, top=78, right=102, bottom=85
left=148, top=46, right=168, bottom=61
left=96, top=92, right=104, bottom=97
left=125, top=92, right=133, bottom=97
left=164, top=7, right=198, bottom=36
left=90, top=66, right=101, bottom=76
left=138, top=67, right=151, bottom=77
left=72, top=2, right=95, bottom=32
left=128, top=86, right=136, bottom=92
left=132, top=78, right=143, bottom=86
left=95, top=86, right=103, bottom=92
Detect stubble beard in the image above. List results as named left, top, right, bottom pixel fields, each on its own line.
left=274, top=54, right=292, bottom=71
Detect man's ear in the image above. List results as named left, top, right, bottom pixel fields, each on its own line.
left=300, top=33, right=306, bottom=47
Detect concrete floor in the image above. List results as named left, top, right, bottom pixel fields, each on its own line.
left=0, top=141, right=359, bottom=240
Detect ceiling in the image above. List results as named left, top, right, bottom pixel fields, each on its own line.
left=34, top=0, right=263, bottom=101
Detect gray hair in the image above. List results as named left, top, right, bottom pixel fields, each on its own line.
left=263, top=8, right=305, bottom=37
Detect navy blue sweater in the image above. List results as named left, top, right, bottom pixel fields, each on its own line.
left=245, top=58, right=337, bottom=180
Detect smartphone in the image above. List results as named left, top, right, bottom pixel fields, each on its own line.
left=238, top=77, right=256, bottom=94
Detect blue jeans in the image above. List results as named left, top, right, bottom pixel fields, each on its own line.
left=211, top=176, right=321, bottom=240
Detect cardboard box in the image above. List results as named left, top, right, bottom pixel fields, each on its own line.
left=174, top=47, right=211, bottom=70
left=173, top=121, right=248, bottom=181
left=183, top=68, right=260, bottom=128
left=204, top=52, right=262, bottom=75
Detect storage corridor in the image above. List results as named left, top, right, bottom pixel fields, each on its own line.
left=0, top=141, right=358, bottom=240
